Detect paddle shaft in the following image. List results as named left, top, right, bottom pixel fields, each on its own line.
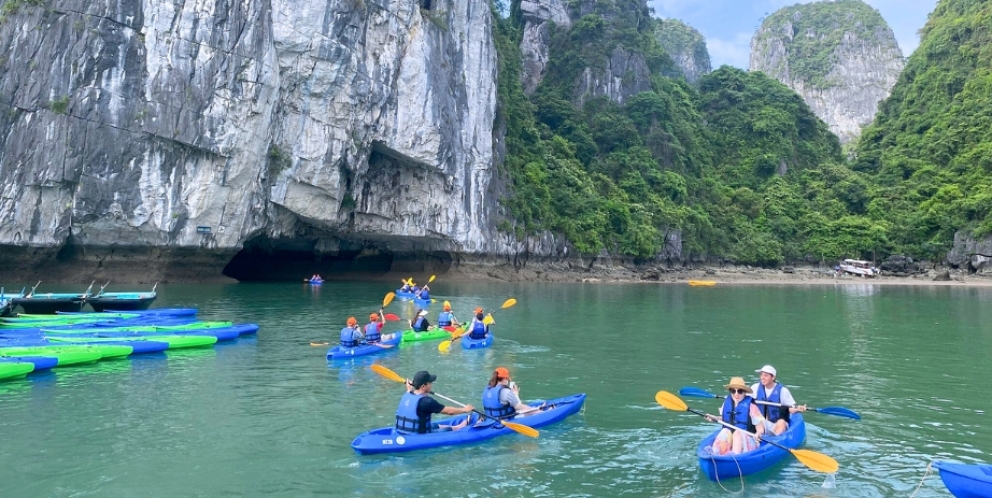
left=679, top=386, right=859, bottom=420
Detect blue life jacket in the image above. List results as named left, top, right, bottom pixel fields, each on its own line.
left=482, top=385, right=515, bottom=418
left=721, top=396, right=755, bottom=432
left=396, top=392, right=430, bottom=434
left=365, top=322, right=381, bottom=343
left=755, top=383, right=790, bottom=424
left=469, top=319, right=487, bottom=340
left=412, top=286, right=420, bottom=294
left=438, top=311, right=452, bottom=326
left=413, top=316, right=428, bottom=332
left=400, top=285, right=411, bottom=292
left=340, top=326, right=360, bottom=348
left=419, top=290, right=430, bottom=300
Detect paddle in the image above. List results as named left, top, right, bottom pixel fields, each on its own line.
left=369, top=364, right=538, bottom=438
left=438, top=298, right=516, bottom=352
left=677, top=386, right=861, bottom=421
left=654, top=391, right=839, bottom=473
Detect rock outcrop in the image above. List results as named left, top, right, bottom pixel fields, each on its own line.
left=946, top=232, right=992, bottom=274
left=519, top=0, right=571, bottom=95
left=749, top=0, right=903, bottom=143
left=654, top=19, right=711, bottom=84
left=0, top=0, right=539, bottom=281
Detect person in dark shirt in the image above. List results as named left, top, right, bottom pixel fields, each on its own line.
left=395, top=370, right=473, bottom=434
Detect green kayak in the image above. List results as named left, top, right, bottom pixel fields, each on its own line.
left=0, top=349, right=103, bottom=366
left=0, top=362, right=35, bottom=380
left=400, top=328, right=452, bottom=343
left=48, top=335, right=217, bottom=349
left=0, top=344, right=133, bottom=360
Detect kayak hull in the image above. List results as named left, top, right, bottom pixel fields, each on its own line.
left=413, top=297, right=432, bottom=308
left=327, top=333, right=402, bottom=360
left=0, top=362, right=35, bottom=380
left=352, top=394, right=586, bottom=455
left=935, top=461, right=992, bottom=498
left=697, top=414, right=806, bottom=481
left=394, top=291, right=416, bottom=300
left=400, top=329, right=450, bottom=343
left=461, top=333, right=494, bottom=349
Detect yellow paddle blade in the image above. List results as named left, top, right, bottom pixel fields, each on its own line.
left=483, top=314, right=494, bottom=325
left=370, top=364, right=405, bottom=383
left=438, top=340, right=452, bottom=352
left=502, top=420, right=539, bottom=438
left=383, top=292, right=395, bottom=308
left=790, top=449, right=839, bottom=473
left=428, top=275, right=436, bottom=283
left=310, top=342, right=329, bottom=347
left=654, top=391, right=689, bottom=411
left=501, top=298, right=517, bottom=309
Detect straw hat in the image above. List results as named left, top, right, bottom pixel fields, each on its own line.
left=723, top=376, right=752, bottom=393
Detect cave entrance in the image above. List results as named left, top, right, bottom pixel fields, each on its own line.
left=222, top=235, right=453, bottom=282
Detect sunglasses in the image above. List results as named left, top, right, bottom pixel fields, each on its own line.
left=728, top=388, right=748, bottom=395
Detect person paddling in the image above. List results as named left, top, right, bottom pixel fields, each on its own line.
left=417, top=285, right=431, bottom=301
left=410, top=309, right=432, bottom=332
left=467, top=307, right=490, bottom=340
left=705, top=376, right=764, bottom=455
left=750, top=365, right=807, bottom=436
left=482, top=367, right=530, bottom=420
left=339, top=317, right=364, bottom=348
left=395, top=371, right=473, bottom=434
left=365, top=312, right=385, bottom=344
left=437, top=303, right=459, bottom=328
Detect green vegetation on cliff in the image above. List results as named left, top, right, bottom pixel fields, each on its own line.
left=755, top=0, right=893, bottom=86
left=855, top=0, right=992, bottom=259
left=495, top=0, right=887, bottom=265
left=653, top=18, right=711, bottom=81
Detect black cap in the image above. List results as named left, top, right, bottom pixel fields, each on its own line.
left=412, top=370, right=437, bottom=389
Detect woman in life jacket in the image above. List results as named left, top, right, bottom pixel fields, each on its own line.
left=437, top=303, right=459, bottom=328
left=339, top=317, right=364, bottom=348
left=365, top=312, right=384, bottom=344
left=410, top=309, right=431, bottom=332
left=481, top=367, right=530, bottom=422
left=468, top=307, right=489, bottom=340
left=705, top=376, right=764, bottom=455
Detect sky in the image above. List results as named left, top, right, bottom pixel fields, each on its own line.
left=647, top=0, right=939, bottom=68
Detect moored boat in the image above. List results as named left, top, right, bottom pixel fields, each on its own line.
left=0, top=361, right=35, bottom=380
left=86, top=283, right=158, bottom=312
left=697, top=413, right=806, bottom=480
left=351, top=393, right=586, bottom=455
left=935, top=461, right=992, bottom=498
left=0, top=287, right=18, bottom=317
left=326, top=332, right=402, bottom=360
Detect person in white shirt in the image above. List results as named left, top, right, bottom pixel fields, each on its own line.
left=749, top=365, right=807, bottom=436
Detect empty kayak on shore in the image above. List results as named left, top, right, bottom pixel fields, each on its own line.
left=935, top=461, right=992, bottom=498
left=352, top=393, right=586, bottom=455
left=697, top=414, right=806, bottom=481
left=327, top=333, right=402, bottom=360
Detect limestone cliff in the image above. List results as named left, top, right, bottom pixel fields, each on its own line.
left=0, top=0, right=543, bottom=281
left=518, top=0, right=571, bottom=95
left=749, top=0, right=903, bottom=144
left=654, top=19, right=710, bottom=84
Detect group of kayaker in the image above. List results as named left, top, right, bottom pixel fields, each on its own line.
left=339, top=309, right=387, bottom=347
left=399, top=281, right=431, bottom=301
left=705, top=365, right=807, bottom=456
left=395, top=366, right=528, bottom=434
left=338, top=301, right=493, bottom=348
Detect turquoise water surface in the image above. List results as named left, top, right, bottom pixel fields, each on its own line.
left=0, top=281, right=989, bottom=497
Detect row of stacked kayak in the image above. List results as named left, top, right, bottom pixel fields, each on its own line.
left=0, top=308, right=259, bottom=381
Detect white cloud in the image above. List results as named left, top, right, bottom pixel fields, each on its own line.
left=706, top=32, right=753, bottom=69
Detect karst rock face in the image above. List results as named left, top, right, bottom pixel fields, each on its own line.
left=0, top=0, right=571, bottom=280
left=749, top=0, right=904, bottom=144
left=654, top=18, right=711, bottom=84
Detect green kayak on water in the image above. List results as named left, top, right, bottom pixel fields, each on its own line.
left=0, top=362, right=35, bottom=380
left=48, top=335, right=217, bottom=349
left=0, top=344, right=133, bottom=360
left=399, top=327, right=458, bottom=343
left=0, top=349, right=103, bottom=366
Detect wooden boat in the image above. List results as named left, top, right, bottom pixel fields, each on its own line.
left=86, top=283, right=158, bottom=312
left=839, top=259, right=877, bottom=277
left=11, top=282, right=89, bottom=314
left=688, top=280, right=717, bottom=287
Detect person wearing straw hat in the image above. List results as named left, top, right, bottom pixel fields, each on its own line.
left=704, top=376, right=764, bottom=456
left=750, top=365, right=806, bottom=436
left=410, top=309, right=432, bottom=332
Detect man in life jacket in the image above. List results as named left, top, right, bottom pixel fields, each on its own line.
left=468, top=307, right=490, bottom=340
left=410, top=309, right=431, bottom=332
left=482, top=367, right=530, bottom=421
left=395, top=370, right=473, bottom=434
left=749, top=365, right=807, bottom=435
left=339, top=317, right=364, bottom=348
left=365, top=312, right=384, bottom=344
left=437, top=303, right=459, bottom=328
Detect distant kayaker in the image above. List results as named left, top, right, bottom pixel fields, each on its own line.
left=395, top=370, right=473, bottom=434
left=365, top=312, right=384, bottom=344
left=417, top=285, right=431, bottom=301
left=400, top=282, right=413, bottom=292
left=467, top=307, right=490, bottom=340
left=750, top=365, right=806, bottom=435
left=339, top=317, right=364, bottom=348
left=411, top=285, right=421, bottom=295
left=410, top=309, right=432, bottom=332
left=705, top=376, right=763, bottom=455
left=437, top=303, right=459, bottom=328
left=482, top=367, right=530, bottom=419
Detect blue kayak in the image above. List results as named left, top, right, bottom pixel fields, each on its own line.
left=935, top=461, right=992, bottom=498
left=395, top=290, right=416, bottom=300
left=697, top=414, right=806, bottom=480
left=352, top=393, right=586, bottom=454
left=461, top=333, right=493, bottom=349
left=0, top=356, right=58, bottom=371
left=326, top=333, right=402, bottom=360
left=414, top=297, right=432, bottom=308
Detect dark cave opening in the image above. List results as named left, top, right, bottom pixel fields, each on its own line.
left=222, top=236, right=454, bottom=282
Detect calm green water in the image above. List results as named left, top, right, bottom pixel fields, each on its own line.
left=1, top=282, right=990, bottom=497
